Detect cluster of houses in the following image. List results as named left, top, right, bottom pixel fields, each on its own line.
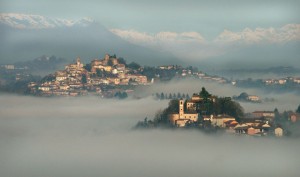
left=28, top=54, right=148, bottom=97
left=264, top=77, right=300, bottom=85
left=168, top=95, right=300, bottom=137
left=157, top=65, right=228, bottom=84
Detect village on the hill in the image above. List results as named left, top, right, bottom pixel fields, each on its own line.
left=136, top=87, right=300, bottom=137
left=27, top=54, right=149, bottom=97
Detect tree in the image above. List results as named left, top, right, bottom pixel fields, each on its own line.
left=84, top=64, right=92, bottom=72
left=199, top=87, right=213, bottom=114
left=182, top=93, right=186, bottom=99
left=238, top=92, right=249, bottom=100
left=283, top=111, right=289, bottom=121
left=160, top=92, right=165, bottom=100
left=128, top=62, right=141, bottom=70
left=214, top=97, right=244, bottom=120
left=81, top=74, right=87, bottom=84
left=120, top=92, right=128, bottom=99
left=118, top=57, right=126, bottom=65
left=177, top=92, right=181, bottom=99
left=200, top=87, right=211, bottom=101
left=114, top=91, right=127, bottom=99
left=155, top=93, right=160, bottom=99
left=107, top=59, right=114, bottom=66
left=41, top=74, right=55, bottom=82
left=173, top=93, right=177, bottom=99
left=274, top=108, right=280, bottom=122
left=186, top=94, right=190, bottom=99
left=296, top=104, right=300, bottom=113
left=96, top=69, right=103, bottom=77
left=154, top=99, right=179, bottom=125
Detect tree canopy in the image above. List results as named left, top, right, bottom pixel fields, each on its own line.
left=127, top=62, right=141, bottom=70
left=297, top=104, right=300, bottom=113
left=199, top=87, right=211, bottom=100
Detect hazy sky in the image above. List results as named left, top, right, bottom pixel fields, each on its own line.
left=1, top=0, right=299, bottom=38
left=1, top=0, right=299, bottom=67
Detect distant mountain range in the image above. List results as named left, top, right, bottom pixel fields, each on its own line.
left=0, top=13, right=94, bottom=29
left=0, top=13, right=179, bottom=66
left=1, top=13, right=299, bottom=70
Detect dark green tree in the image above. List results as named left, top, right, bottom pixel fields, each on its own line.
left=239, top=92, right=249, bottom=100
left=121, top=92, right=128, bottom=99
left=200, top=87, right=211, bottom=101
left=107, top=59, right=114, bottom=66
left=274, top=108, right=280, bottom=122
left=199, top=87, right=213, bottom=114
left=41, top=74, right=55, bottom=82
left=296, top=104, right=300, bottom=113
left=155, top=93, right=160, bottom=99
left=186, top=94, right=190, bottom=99
left=160, top=92, right=165, bottom=100
left=96, top=69, right=103, bottom=77
left=177, top=92, right=181, bottom=99
left=128, top=62, right=141, bottom=70
left=154, top=99, right=179, bottom=125
left=173, top=93, right=177, bottom=99
left=168, top=93, right=172, bottom=99
left=282, top=111, right=289, bottom=121
left=214, top=97, right=244, bottom=121
left=81, top=74, right=87, bottom=84
left=83, top=64, right=92, bottom=72
left=117, top=57, right=126, bottom=65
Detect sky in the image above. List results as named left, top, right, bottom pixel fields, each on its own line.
left=0, top=0, right=299, bottom=68
left=1, top=0, right=299, bottom=38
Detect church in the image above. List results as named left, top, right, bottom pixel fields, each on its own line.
left=168, top=99, right=199, bottom=127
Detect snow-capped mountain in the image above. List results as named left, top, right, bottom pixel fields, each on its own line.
left=0, top=13, right=178, bottom=65
left=0, top=13, right=94, bottom=29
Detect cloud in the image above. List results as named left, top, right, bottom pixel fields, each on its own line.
left=215, top=24, right=300, bottom=44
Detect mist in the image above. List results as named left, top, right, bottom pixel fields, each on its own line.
left=1, top=93, right=299, bottom=177
left=137, top=78, right=300, bottom=112
left=0, top=22, right=180, bottom=66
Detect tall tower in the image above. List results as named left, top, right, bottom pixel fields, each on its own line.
left=179, top=99, right=184, bottom=118
left=76, top=57, right=81, bottom=69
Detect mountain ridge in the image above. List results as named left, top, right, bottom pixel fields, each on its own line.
left=0, top=14, right=180, bottom=66
left=0, top=13, right=94, bottom=29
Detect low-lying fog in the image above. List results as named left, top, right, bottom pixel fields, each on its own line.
left=1, top=91, right=299, bottom=177
left=138, top=78, right=300, bottom=113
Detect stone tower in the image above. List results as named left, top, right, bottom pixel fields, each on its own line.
left=76, top=57, right=81, bottom=68
left=179, top=99, right=184, bottom=118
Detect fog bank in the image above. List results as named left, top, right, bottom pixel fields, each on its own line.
left=139, top=78, right=300, bottom=112
left=0, top=95, right=299, bottom=177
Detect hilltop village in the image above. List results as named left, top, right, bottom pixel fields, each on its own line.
left=1, top=53, right=300, bottom=97
left=136, top=88, right=300, bottom=137
left=27, top=54, right=149, bottom=97
left=25, top=54, right=224, bottom=97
